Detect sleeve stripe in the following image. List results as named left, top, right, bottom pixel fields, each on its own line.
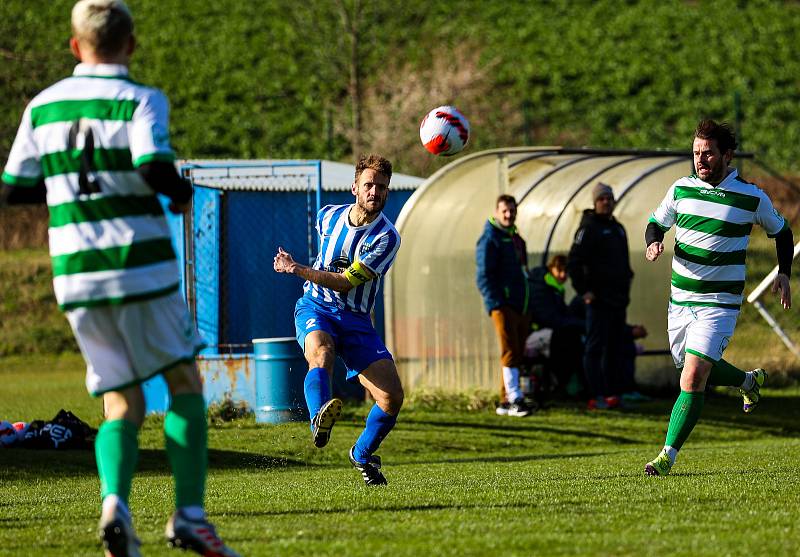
left=371, top=232, right=400, bottom=274
left=133, top=152, right=176, bottom=167
left=2, top=171, right=42, bottom=187
left=648, top=214, right=671, bottom=232
left=767, top=218, right=789, bottom=238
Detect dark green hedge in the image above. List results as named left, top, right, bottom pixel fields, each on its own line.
left=3, top=0, right=799, bottom=176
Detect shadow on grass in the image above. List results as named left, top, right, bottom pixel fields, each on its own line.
left=402, top=418, right=641, bottom=445
left=397, top=449, right=624, bottom=467
left=0, top=448, right=315, bottom=478
left=220, top=500, right=541, bottom=518
left=622, top=392, right=800, bottom=437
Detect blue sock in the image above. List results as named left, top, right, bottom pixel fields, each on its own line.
left=304, top=367, right=331, bottom=425
left=353, top=404, right=397, bottom=463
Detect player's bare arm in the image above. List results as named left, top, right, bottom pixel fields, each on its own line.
left=646, top=241, right=664, bottom=262
left=771, top=273, right=791, bottom=310
left=273, top=247, right=374, bottom=293
left=644, top=220, right=667, bottom=262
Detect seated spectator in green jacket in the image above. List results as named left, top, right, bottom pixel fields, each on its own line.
left=529, top=255, right=650, bottom=404
left=529, top=255, right=584, bottom=397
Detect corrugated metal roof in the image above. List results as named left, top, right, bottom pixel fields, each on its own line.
left=179, top=159, right=424, bottom=192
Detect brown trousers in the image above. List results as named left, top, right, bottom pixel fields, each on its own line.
left=490, top=306, right=530, bottom=400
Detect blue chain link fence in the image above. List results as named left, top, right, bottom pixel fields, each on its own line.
left=180, top=161, right=322, bottom=351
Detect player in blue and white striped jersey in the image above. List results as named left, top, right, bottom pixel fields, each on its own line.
left=642, top=119, right=794, bottom=477
left=274, top=154, right=403, bottom=486
left=304, top=201, right=400, bottom=315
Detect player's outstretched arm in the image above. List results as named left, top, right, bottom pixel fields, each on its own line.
left=771, top=226, right=794, bottom=310
left=273, top=247, right=366, bottom=293
left=644, top=221, right=666, bottom=262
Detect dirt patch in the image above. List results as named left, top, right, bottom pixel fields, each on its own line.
left=0, top=205, right=48, bottom=249
left=756, top=176, right=800, bottom=223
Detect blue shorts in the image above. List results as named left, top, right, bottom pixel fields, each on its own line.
left=294, top=297, right=393, bottom=380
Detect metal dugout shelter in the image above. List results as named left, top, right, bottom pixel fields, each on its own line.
left=385, top=147, right=753, bottom=393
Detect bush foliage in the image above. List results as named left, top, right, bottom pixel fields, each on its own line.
left=2, top=0, right=800, bottom=176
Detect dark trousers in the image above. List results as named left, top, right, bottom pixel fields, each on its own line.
left=547, top=325, right=584, bottom=392
left=620, top=334, right=638, bottom=393
left=583, top=302, right=627, bottom=398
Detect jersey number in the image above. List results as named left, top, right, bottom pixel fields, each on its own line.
left=68, top=119, right=102, bottom=196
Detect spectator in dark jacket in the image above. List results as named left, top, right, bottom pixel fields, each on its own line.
left=476, top=194, right=532, bottom=417
left=567, top=183, right=634, bottom=409
left=529, top=255, right=584, bottom=394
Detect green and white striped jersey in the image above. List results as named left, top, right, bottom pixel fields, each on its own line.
left=3, top=63, right=180, bottom=310
left=649, top=168, right=787, bottom=309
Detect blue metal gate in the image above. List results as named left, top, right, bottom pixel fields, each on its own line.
left=179, top=161, right=323, bottom=350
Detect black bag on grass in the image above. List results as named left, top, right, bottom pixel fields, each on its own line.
left=20, top=409, right=97, bottom=450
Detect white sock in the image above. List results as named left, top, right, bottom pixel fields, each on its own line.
left=179, top=505, right=205, bottom=521
left=502, top=366, right=523, bottom=403
left=102, top=494, right=129, bottom=518
left=664, top=445, right=678, bottom=464
left=740, top=372, right=755, bottom=391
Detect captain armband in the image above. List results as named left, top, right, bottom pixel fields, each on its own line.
left=344, top=260, right=373, bottom=287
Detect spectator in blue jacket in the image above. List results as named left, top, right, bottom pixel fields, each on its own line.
left=476, top=194, right=532, bottom=417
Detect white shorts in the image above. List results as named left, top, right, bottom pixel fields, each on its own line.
left=66, top=290, right=205, bottom=396
left=667, top=302, right=738, bottom=368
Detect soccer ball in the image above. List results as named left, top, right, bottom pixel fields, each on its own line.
left=13, top=422, right=29, bottom=442
left=419, top=105, right=470, bottom=156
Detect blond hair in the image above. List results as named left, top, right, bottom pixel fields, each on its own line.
left=71, top=0, right=133, bottom=57
left=354, top=154, right=393, bottom=182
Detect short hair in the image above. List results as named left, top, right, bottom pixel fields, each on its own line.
left=547, top=254, right=567, bottom=271
left=496, top=194, right=517, bottom=207
left=71, top=0, right=133, bottom=58
left=694, top=119, right=738, bottom=154
left=355, top=153, right=392, bottom=182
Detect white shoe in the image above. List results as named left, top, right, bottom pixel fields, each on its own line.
left=165, top=510, right=240, bottom=557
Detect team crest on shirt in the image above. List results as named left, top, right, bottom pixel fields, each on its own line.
left=359, top=243, right=373, bottom=255
left=324, top=256, right=350, bottom=273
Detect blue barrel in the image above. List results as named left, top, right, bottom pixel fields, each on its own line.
left=142, top=374, right=171, bottom=414
left=253, top=337, right=308, bottom=423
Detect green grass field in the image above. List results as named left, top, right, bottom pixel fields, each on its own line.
left=1, top=356, right=799, bottom=557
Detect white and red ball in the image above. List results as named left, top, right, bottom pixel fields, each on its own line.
left=419, top=105, right=470, bottom=156
left=13, top=422, right=29, bottom=442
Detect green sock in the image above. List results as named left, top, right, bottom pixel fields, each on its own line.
left=95, top=419, right=139, bottom=504
left=664, top=390, right=705, bottom=451
left=708, top=358, right=746, bottom=387
left=164, top=393, right=207, bottom=508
